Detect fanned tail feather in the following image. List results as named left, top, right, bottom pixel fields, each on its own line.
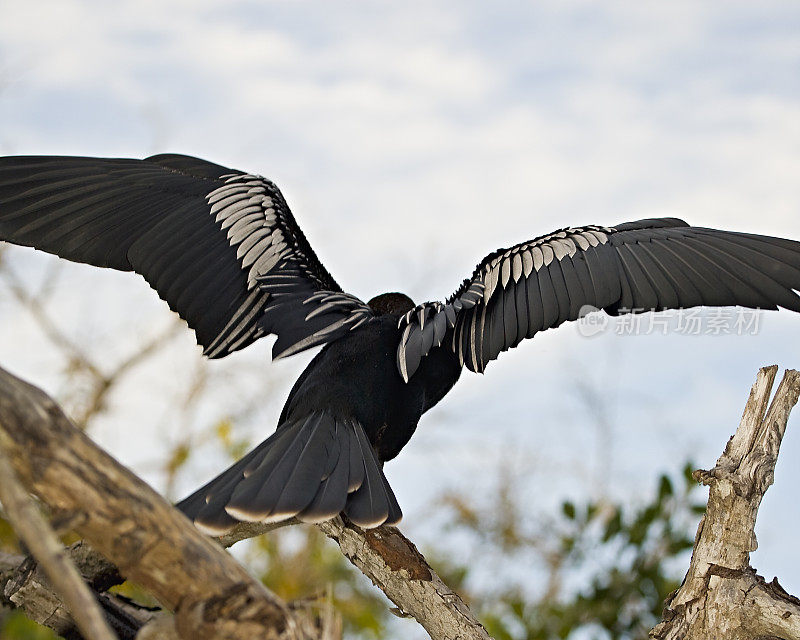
left=176, top=411, right=401, bottom=534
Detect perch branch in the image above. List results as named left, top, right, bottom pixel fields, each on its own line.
left=318, top=518, right=491, bottom=640
left=0, top=364, right=325, bottom=640
left=651, top=366, right=800, bottom=640
left=0, top=361, right=488, bottom=640
left=217, top=512, right=491, bottom=639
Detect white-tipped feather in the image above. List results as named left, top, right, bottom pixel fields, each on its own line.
left=224, top=505, right=269, bottom=522
left=194, top=519, right=235, bottom=536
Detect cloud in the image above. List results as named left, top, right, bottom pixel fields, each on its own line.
left=2, top=0, right=800, bottom=592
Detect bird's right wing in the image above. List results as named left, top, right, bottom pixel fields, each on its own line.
left=0, top=154, right=372, bottom=360
left=397, top=218, right=800, bottom=380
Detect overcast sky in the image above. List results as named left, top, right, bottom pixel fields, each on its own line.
left=2, top=0, right=800, bottom=604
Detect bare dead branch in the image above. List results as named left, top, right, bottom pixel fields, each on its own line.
left=134, top=614, right=181, bottom=640
left=1, top=261, right=183, bottom=429
left=10, top=361, right=800, bottom=640
left=0, top=551, right=23, bottom=573
left=1, top=264, right=105, bottom=380
left=0, top=444, right=117, bottom=638
left=70, top=319, right=182, bottom=429
left=2, top=541, right=341, bottom=640
left=318, top=518, right=491, bottom=640
left=0, top=364, right=329, bottom=640
left=651, top=366, right=800, bottom=640
left=2, top=542, right=159, bottom=639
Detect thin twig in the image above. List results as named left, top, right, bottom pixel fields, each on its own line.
left=1, top=262, right=183, bottom=429
left=71, top=319, right=182, bottom=429
left=0, top=444, right=117, bottom=639
left=1, top=264, right=104, bottom=379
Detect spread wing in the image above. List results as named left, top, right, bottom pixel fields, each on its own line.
left=0, top=154, right=372, bottom=359
left=397, top=218, right=800, bottom=380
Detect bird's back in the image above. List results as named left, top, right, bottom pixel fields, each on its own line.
left=281, top=313, right=462, bottom=461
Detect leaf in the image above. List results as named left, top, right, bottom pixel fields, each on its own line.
left=603, top=509, right=622, bottom=541
left=166, top=443, right=190, bottom=475
left=658, top=475, right=673, bottom=501
left=215, top=419, right=233, bottom=446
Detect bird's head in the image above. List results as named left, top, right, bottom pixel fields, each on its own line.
left=368, top=292, right=415, bottom=316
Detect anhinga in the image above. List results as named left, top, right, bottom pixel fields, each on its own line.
left=2, top=153, right=800, bottom=533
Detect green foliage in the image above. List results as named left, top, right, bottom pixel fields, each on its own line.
left=0, top=519, right=18, bottom=554
left=246, top=527, right=388, bottom=638
left=0, top=452, right=704, bottom=640
left=436, top=462, right=704, bottom=640
left=214, top=419, right=251, bottom=461
left=0, top=611, right=58, bottom=640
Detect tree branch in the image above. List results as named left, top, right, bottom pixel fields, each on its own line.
left=2, top=542, right=158, bottom=639
left=220, top=518, right=492, bottom=639
left=1, top=262, right=183, bottom=430
left=0, top=362, right=488, bottom=640
left=0, top=447, right=117, bottom=639
left=651, top=366, right=800, bottom=639
left=0, top=364, right=328, bottom=640
left=319, top=519, right=491, bottom=640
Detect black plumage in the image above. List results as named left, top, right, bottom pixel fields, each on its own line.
left=2, top=153, right=800, bottom=531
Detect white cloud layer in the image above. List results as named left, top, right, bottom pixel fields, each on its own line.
left=1, top=0, right=799, bottom=605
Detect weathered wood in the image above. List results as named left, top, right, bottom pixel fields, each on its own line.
left=2, top=542, right=156, bottom=639
left=0, top=436, right=117, bottom=638
left=319, top=518, right=492, bottom=640
left=0, top=361, right=489, bottom=640
left=219, top=517, right=491, bottom=639
left=5, top=515, right=492, bottom=640
left=0, top=365, right=322, bottom=640
left=651, top=366, right=800, bottom=640
left=7, top=361, right=800, bottom=640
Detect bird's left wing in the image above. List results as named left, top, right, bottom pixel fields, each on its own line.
left=397, top=218, right=800, bottom=380
left=0, top=154, right=372, bottom=359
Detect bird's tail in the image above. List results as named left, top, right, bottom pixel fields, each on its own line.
left=176, top=411, right=402, bottom=534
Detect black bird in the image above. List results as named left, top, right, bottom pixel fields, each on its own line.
left=2, top=153, right=800, bottom=533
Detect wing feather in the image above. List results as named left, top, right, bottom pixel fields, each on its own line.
left=537, top=266, right=560, bottom=329
left=514, top=277, right=529, bottom=347
left=502, top=279, right=518, bottom=348
left=629, top=243, right=681, bottom=309
left=614, top=243, right=660, bottom=311
left=637, top=241, right=703, bottom=309
left=0, top=154, right=373, bottom=360
left=568, top=253, right=596, bottom=308
left=525, top=272, right=544, bottom=337
left=397, top=219, right=800, bottom=378
left=547, top=258, right=572, bottom=325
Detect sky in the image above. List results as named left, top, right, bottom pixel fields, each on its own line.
left=1, top=0, right=800, bottom=611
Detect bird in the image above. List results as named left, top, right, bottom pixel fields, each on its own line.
left=2, top=153, right=800, bottom=534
